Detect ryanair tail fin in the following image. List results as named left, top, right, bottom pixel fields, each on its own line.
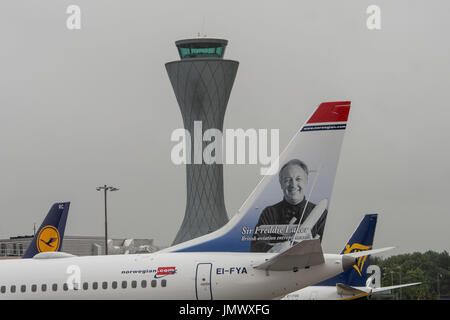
left=165, top=101, right=351, bottom=253
left=317, top=214, right=378, bottom=287
left=22, top=202, right=70, bottom=259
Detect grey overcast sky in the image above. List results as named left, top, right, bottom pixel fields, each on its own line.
left=1, top=0, right=449, bottom=256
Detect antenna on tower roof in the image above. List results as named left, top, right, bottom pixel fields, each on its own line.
left=201, top=16, right=207, bottom=37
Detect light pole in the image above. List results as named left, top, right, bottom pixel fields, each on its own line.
left=437, top=273, right=442, bottom=300
left=96, top=185, right=119, bottom=255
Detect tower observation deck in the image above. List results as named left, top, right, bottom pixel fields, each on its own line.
left=166, top=38, right=239, bottom=245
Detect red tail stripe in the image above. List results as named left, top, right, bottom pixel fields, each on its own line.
left=307, top=101, right=351, bottom=124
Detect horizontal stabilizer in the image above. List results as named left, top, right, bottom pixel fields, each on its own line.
left=254, top=239, right=324, bottom=271
left=336, top=283, right=370, bottom=295
left=344, top=247, right=394, bottom=258
left=371, top=282, right=422, bottom=294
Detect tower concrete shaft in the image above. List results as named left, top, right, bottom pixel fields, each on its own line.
left=166, top=38, right=239, bottom=245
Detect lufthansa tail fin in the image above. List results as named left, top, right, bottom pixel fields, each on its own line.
left=22, top=202, right=70, bottom=259
left=316, top=214, right=378, bottom=287
left=164, top=101, right=351, bottom=253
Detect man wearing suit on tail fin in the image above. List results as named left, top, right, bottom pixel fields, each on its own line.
left=250, top=159, right=328, bottom=253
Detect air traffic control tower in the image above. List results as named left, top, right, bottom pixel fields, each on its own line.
left=166, top=38, right=239, bottom=245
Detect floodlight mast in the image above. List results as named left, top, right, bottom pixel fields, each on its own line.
left=96, top=185, right=119, bottom=255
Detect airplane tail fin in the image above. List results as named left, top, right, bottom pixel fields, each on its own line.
left=165, top=101, right=351, bottom=253
left=22, top=202, right=70, bottom=259
left=317, top=214, right=378, bottom=287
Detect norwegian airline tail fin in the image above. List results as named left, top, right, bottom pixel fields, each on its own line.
left=22, top=202, right=70, bottom=259
left=164, top=101, right=351, bottom=253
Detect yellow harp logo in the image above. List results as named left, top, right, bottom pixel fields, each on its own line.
left=344, top=243, right=372, bottom=276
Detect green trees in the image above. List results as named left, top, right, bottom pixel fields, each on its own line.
left=371, top=250, right=449, bottom=299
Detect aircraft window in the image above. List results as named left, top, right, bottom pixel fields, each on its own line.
left=83, top=282, right=89, bottom=290
left=151, top=280, right=157, bottom=288
left=112, top=281, right=117, bottom=289
left=21, top=285, right=26, bottom=293
left=31, top=284, right=37, bottom=292
left=93, top=282, right=98, bottom=290
left=52, top=284, right=58, bottom=291
left=41, top=284, right=47, bottom=292
left=1, top=286, right=5, bottom=293
left=63, top=283, right=69, bottom=291
left=141, top=280, right=147, bottom=288
left=131, top=281, right=137, bottom=288
left=122, top=281, right=127, bottom=289
left=102, top=282, right=108, bottom=290
left=161, top=280, right=167, bottom=288
left=10, top=285, right=16, bottom=293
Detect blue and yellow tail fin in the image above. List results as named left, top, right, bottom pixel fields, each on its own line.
left=22, top=202, right=70, bottom=259
left=317, top=213, right=378, bottom=287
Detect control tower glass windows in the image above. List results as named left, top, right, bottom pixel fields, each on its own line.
left=175, top=39, right=228, bottom=59
left=178, top=46, right=225, bottom=59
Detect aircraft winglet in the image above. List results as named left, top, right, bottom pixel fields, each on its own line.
left=254, top=239, right=324, bottom=271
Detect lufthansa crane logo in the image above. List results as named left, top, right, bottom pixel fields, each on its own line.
left=344, top=243, right=372, bottom=276
left=37, top=226, right=61, bottom=253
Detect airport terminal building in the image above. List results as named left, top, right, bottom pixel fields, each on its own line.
left=0, top=235, right=161, bottom=258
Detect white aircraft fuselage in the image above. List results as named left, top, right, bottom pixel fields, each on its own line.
left=0, top=252, right=347, bottom=300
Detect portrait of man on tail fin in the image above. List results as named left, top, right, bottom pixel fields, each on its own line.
left=250, top=159, right=328, bottom=253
